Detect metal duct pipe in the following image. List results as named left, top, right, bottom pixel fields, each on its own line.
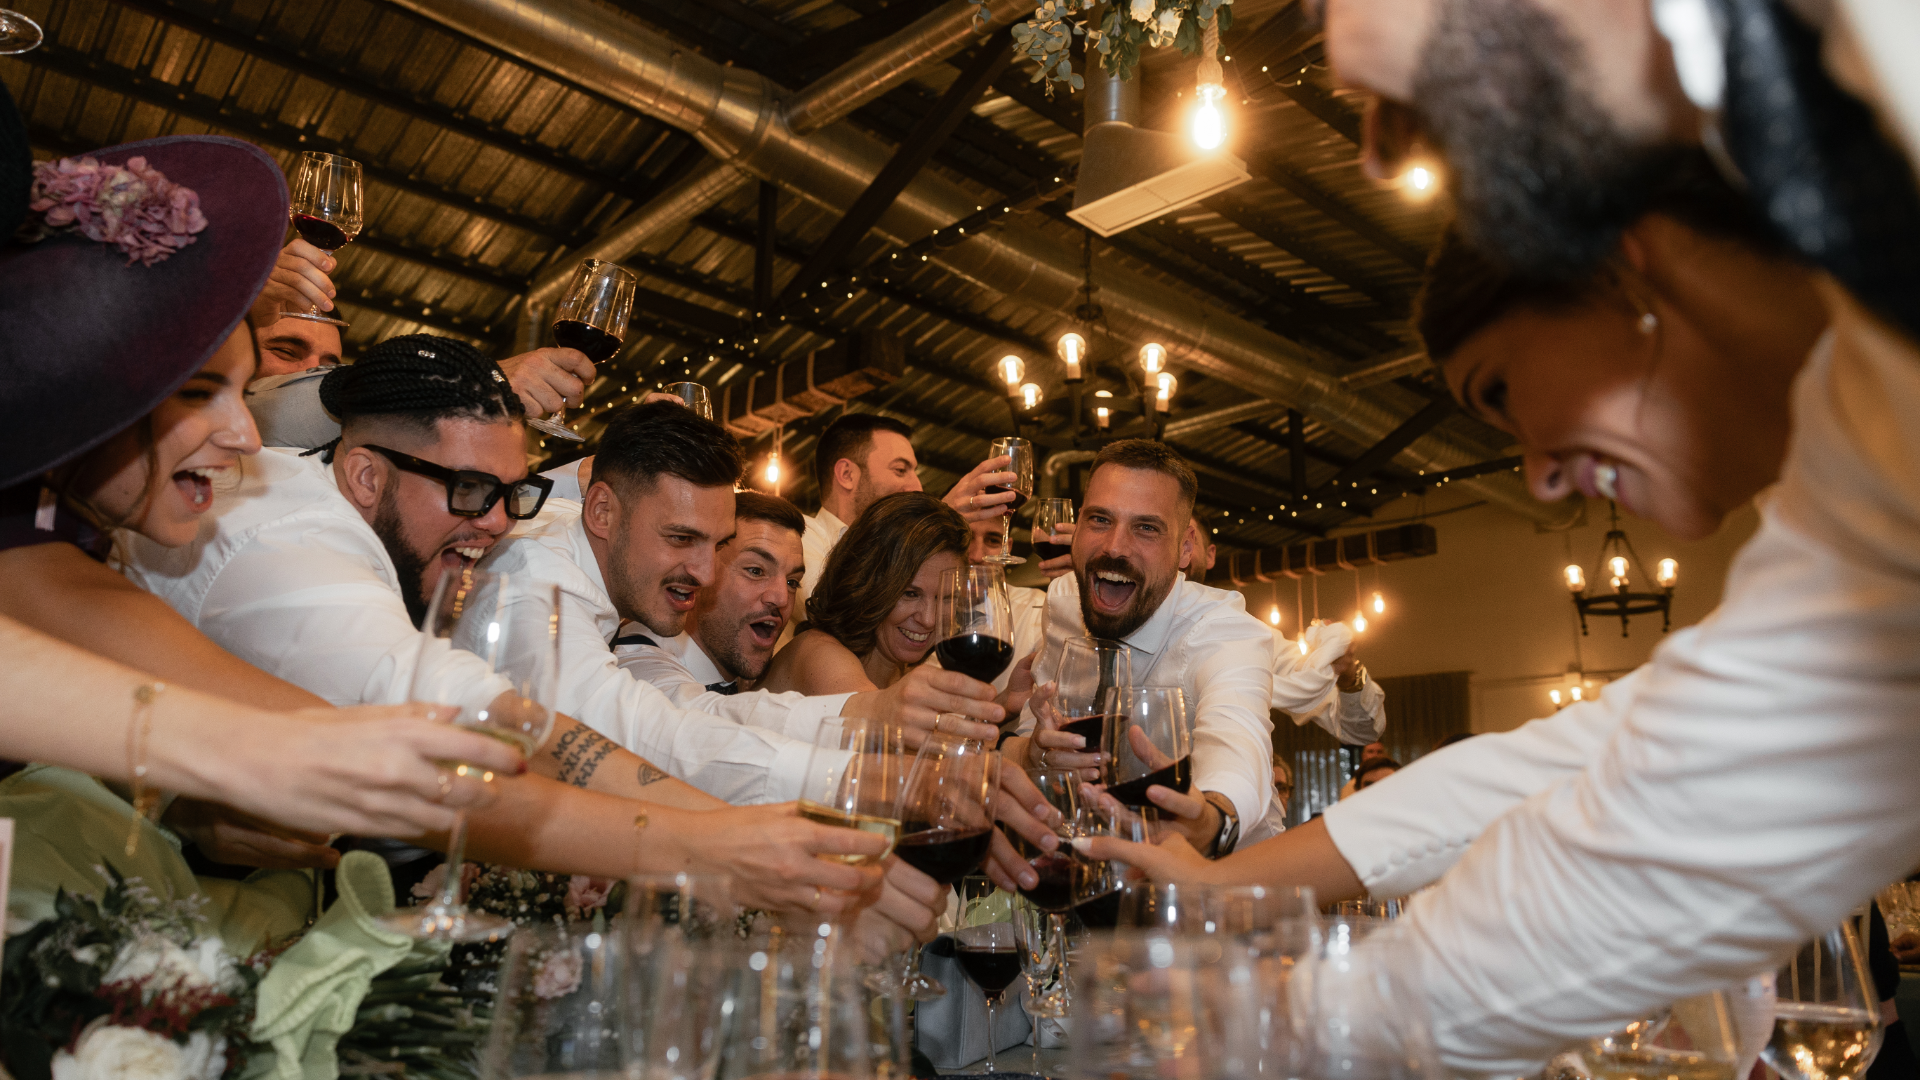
left=1040, top=450, right=1096, bottom=501
left=400, top=0, right=1575, bottom=528
left=784, top=0, right=1035, bottom=135
left=1160, top=400, right=1288, bottom=439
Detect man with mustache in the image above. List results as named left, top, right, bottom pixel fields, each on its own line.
left=1018, top=440, right=1275, bottom=857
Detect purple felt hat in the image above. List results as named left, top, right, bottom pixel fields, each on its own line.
left=0, top=98, right=289, bottom=489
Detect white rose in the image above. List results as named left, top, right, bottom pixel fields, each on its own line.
left=1129, top=0, right=1154, bottom=22
left=104, top=935, right=215, bottom=993
left=186, top=938, right=239, bottom=993
left=1156, top=8, right=1181, bottom=36
left=178, top=1032, right=228, bottom=1080
left=50, top=1020, right=191, bottom=1080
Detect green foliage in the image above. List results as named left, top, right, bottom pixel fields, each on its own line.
left=975, top=0, right=1231, bottom=93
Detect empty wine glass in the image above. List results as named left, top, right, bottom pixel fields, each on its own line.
left=1033, top=497, right=1075, bottom=563
left=535, top=259, right=637, bottom=442
left=0, top=8, right=43, bottom=54
left=1101, top=686, right=1192, bottom=816
left=717, top=922, right=873, bottom=1080
left=935, top=565, right=1015, bottom=688
left=379, top=568, right=560, bottom=942
left=481, top=923, right=631, bottom=1078
left=285, top=151, right=363, bottom=328
left=1072, top=930, right=1220, bottom=1080
left=666, top=381, right=714, bottom=419
left=984, top=437, right=1033, bottom=565
left=1577, top=990, right=1741, bottom=1080
left=871, top=733, right=999, bottom=1000
left=1762, top=920, right=1881, bottom=1080
left=1288, top=922, right=1444, bottom=1080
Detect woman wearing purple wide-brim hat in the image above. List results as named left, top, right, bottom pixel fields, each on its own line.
left=0, top=85, right=524, bottom=901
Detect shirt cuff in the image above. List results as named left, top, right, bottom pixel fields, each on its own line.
left=1193, top=769, right=1265, bottom=839
left=780, top=693, right=853, bottom=744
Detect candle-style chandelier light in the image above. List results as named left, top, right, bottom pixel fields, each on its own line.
left=1563, top=501, right=1678, bottom=637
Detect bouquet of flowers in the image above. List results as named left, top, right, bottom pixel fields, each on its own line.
left=0, top=865, right=264, bottom=1080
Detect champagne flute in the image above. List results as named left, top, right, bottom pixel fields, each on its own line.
left=666, top=381, right=714, bottom=419
left=1762, top=921, right=1881, bottom=1080
left=1101, top=686, right=1192, bottom=814
left=796, top=717, right=906, bottom=875
left=0, top=8, right=42, bottom=53
left=536, top=259, right=638, bottom=442
left=1032, top=497, right=1074, bottom=563
left=1578, top=991, right=1741, bottom=1080
left=953, top=887, right=1023, bottom=1074
left=285, top=152, right=363, bottom=328
left=1052, top=636, right=1132, bottom=765
left=934, top=565, right=1015, bottom=686
left=984, top=437, right=1033, bottom=565
left=870, top=731, right=999, bottom=999
left=379, top=568, right=561, bottom=942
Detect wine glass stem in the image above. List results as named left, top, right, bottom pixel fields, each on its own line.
left=984, top=995, right=998, bottom=1072
left=435, top=808, right=470, bottom=910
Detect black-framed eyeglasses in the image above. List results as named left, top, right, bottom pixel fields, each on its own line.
left=364, top=444, right=553, bottom=520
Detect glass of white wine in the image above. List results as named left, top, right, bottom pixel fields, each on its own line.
left=1762, top=920, right=1882, bottom=1080
left=378, top=568, right=561, bottom=942
left=1578, top=991, right=1741, bottom=1080
left=796, top=718, right=906, bottom=875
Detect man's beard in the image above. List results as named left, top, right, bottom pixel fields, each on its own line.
left=700, top=604, right=781, bottom=683
left=373, top=487, right=433, bottom=628
left=848, top=468, right=878, bottom=522
left=607, top=517, right=695, bottom=637
left=1412, top=0, right=1690, bottom=279
left=1077, top=554, right=1177, bottom=641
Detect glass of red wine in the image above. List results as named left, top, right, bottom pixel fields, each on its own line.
left=935, top=565, right=1015, bottom=687
left=1101, top=686, right=1192, bottom=819
left=285, top=151, right=363, bottom=328
left=536, top=259, right=637, bottom=442
left=869, top=732, right=1000, bottom=1000
left=983, top=437, right=1033, bottom=566
left=953, top=901, right=1023, bottom=1073
left=1032, top=497, right=1074, bottom=563
left=1051, top=636, right=1132, bottom=773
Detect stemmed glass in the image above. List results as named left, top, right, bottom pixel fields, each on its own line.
left=935, top=565, right=1015, bottom=687
left=1052, top=636, right=1131, bottom=766
left=1102, top=686, right=1192, bottom=818
left=983, top=437, right=1033, bottom=565
left=1013, top=894, right=1067, bottom=1065
left=536, top=259, right=637, bottom=442
left=481, top=923, right=632, bottom=1076
left=1032, top=497, right=1074, bottom=563
left=870, top=731, right=999, bottom=1000
left=953, top=898, right=1023, bottom=1073
left=379, top=568, right=561, bottom=942
left=1577, top=991, right=1740, bottom=1080
left=1761, top=920, right=1881, bottom=1080
left=796, top=717, right=906, bottom=881
left=285, top=152, right=363, bottom=328
left=0, top=9, right=42, bottom=53
left=666, top=382, right=714, bottom=419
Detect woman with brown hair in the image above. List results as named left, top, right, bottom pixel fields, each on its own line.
left=760, top=491, right=972, bottom=695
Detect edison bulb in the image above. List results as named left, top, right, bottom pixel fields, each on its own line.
left=1191, top=83, right=1226, bottom=150
left=1056, top=331, right=1086, bottom=381
left=1095, top=389, right=1113, bottom=429
left=764, top=453, right=781, bottom=485
left=1138, top=343, right=1167, bottom=375
left=1407, top=165, right=1433, bottom=191
left=1298, top=638, right=1309, bottom=656
left=1564, top=564, right=1586, bottom=592
left=1656, top=558, right=1678, bottom=588
left=1608, top=555, right=1629, bottom=580
left=1570, top=685, right=1584, bottom=702
left=1155, top=372, right=1178, bottom=412
left=1371, top=591, right=1385, bottom=615
left=1352, top=612, right=1368, bottom=633
left=1020, top=382, right=1043, bottom=410
left=1549, top=689, right=1563, bottom=706
left=997, top=354, right=1025, bottom=388
left=1267, top=605, right=1281, bottom=627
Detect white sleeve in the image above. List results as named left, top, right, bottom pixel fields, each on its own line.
left=613, top=643, right=850, bottom=745
left=1328, top=680, right=1387, bottom=743
left=1187, top=615, right=1276, bottom=829
left=1320, top=667, right=1640, bottom=898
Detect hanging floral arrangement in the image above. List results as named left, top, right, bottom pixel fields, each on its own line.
left=984, top=0, right=1234, bottom=92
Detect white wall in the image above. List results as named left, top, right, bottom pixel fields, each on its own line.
left=1225, top=491, right=1760, bottom=733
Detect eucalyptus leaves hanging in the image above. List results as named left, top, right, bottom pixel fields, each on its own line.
left=976, top=0, right=1234, bottom=92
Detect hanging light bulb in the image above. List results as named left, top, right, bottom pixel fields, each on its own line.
left=1564, top=564, right=1586, bottom=592
left=1371, top=591, right=1385, bottom=615
left=1267, top=604, right=1282, bottom=627
left=1056, top=331, right=1087, bottom=382
left=1608, top=555, right=1629, bottom=581
left=997, top=355, right=1025, bottom=389
left=1138, top=342, right=1167, bottom=376
left=1570, top=685, right=1584, bottom=702
left=1155, top=372, right=1178, bottom=412
left=764, top=448, right=781, bottom=486
left=1656, top=558, right=1678, bottom=588
left=1352, top=611, right=1368, bottom=633
left=1191, top=82, right=1227, bottom=149
left=1020, top=382, right=1044, bottom=410
left=1094, top=389, right=1113, bottom=430
left=1298, top=638, right=1309, bottom=656
left=1549, top=688, right=1563, bottom=707
left=1404, top=165, right=1436, bottom=194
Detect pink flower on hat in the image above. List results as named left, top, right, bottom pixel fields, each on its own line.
left=28, top=154, right=208, bottom=267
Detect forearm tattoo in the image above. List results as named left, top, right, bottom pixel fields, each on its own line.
left=636, top=761, right=669, bottom=786
left=550, top=725, right=618, bottom=789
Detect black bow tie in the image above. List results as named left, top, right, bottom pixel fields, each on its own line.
left=611, top=632, right=659, bottom=649
left=706, top=681, right=740, bottom=695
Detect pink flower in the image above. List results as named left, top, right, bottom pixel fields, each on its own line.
left=410, top=861, right=482, bottom=902
left=532, top=947, right=583, bottom=1000
left=28, top=155, right=206, bottom=267
left=564, top=875, right=614, bottom=917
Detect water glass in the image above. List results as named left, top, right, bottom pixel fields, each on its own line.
left=1763, top=920, right=1881, bottom=1080
left=481, top=923, right=632, bottom=1078
left=715, top=922, right=873, bottom=1080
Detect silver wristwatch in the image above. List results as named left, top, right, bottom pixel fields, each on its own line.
left=1203, top=791, right=1240, bottom=859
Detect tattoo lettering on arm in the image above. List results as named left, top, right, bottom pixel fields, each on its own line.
left=552, top=725, right=619, bottom=788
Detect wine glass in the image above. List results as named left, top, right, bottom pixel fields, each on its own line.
left=536, top=259, right=638, bottom=442
left=984, top=437, right=1033, bottom=565
left=1288, top=922, right=1444, bottom=1080
left=666, top=381, right=714, bottom=419
left=871, top=732, right=1000, bottom=1000
left=935, top=565, right=1015, bottom=688
left=1032, top=497, right=1074, bottom=563
left=0, top=8, right=42, bottom=53
left=1052, top=636, right=1132, bottom=767
left=626, top=872, right=737, bottom=946
left=1073, top=930, right=1220, bottom=1080
left=285, top=152, right=363, bottom=328
left=1101, top=686, right=1192, bottom=817
left=481, top=923, right=633, bottom=1077
left=796, top=718, right=906, bottom=882
left=1576, top=991, right=1740, bottom=1080
left=1761, top=921, right=1881, bottom=1080
left=1013, top=894, right=1068, bottom=1068
left=378, top=568, right=560, bottom=942
left=953, top=902, right=1023, bottom=1073
left=626, top=876, right=737, bottom=1080
left=717, top=921, right=874, bottom=1080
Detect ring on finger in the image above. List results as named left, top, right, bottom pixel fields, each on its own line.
left=813, top=886, right=823, bottom=908
left=1037, top=747, right=1051, bottom=769
left=435, top=772, right=453, bottom=802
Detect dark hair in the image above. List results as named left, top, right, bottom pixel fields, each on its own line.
left=1089, top=439, right=1199, bottom=520
left=1356, top=758, right=1403, bottom=785
left=813, top=413, right=914, bottom=494
left=734, top=490, right=805, bottom=536
left=593, top=400, right=745, bottom=498
left=804, top=491, right=968, bottom=658
left=1415, top=153, right=1788, bottom=362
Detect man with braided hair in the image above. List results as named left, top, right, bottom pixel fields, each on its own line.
left=120, top=335, right=925, bottom=922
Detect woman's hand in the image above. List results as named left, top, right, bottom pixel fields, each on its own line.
left=1037, top=521, right=1077, bottom=579
left=163, top=799, right=339, bottom=870
left=847, top=666, right=1003, bottom=746
left=996, top=653, right=1041, bottom=720
left=1072, top=787, right=1220, bottom=886
left=652, top=802, right=886, bottom=916
left=200, top=703, right=526, bottom=841
left=1026, top=686, right=1103, bottom=780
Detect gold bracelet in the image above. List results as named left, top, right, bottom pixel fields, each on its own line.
left=125, top=682, right=167, bottom=857
left=632, top=809, right=649, bottom=873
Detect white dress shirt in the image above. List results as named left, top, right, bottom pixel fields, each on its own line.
left=539, top=458, right=588, bottom=502
left=797, top=507, right=848, bottom=624
left=1362, top=303, right=1920, bottom=1074
left=1022, top=573, right=1275, bottom=831
left=612, top=629, right=841, bottom=746
left=484, top=504, right=852, bottom=802
left=1272, top=621, right=1387, bottom=745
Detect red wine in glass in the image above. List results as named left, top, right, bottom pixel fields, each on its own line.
left=550, top=318, right=622, bottom=362
left=291, top=214, right=352, bottom=251
left=984, top=485, right=1030, bottom=514
left=1018, top=850, right=1080, bottom=912
left=892, top=826, right=992, bottom=885
left=1074, top=888, right=1123, bottom=930
left=1061, top=713, right=1109, bottom=753
left=955, top=946, right=1022, bottom=997
left=1106, top=755, right=1192, bottom=808
left=1033, top=540, right=1072, bottom=562
left=934, top=633, right=1013, bottom=684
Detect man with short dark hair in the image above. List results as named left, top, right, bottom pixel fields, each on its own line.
left=1021, top=439, right=1274, bottom=856
left=1354, top=758, right=1400, bottom=792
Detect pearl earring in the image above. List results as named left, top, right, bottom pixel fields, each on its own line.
left=1637, top=311, right=1659, bottom=335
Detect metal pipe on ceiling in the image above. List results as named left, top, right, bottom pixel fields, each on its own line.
left=391, top=0, right=1577, bottom=528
